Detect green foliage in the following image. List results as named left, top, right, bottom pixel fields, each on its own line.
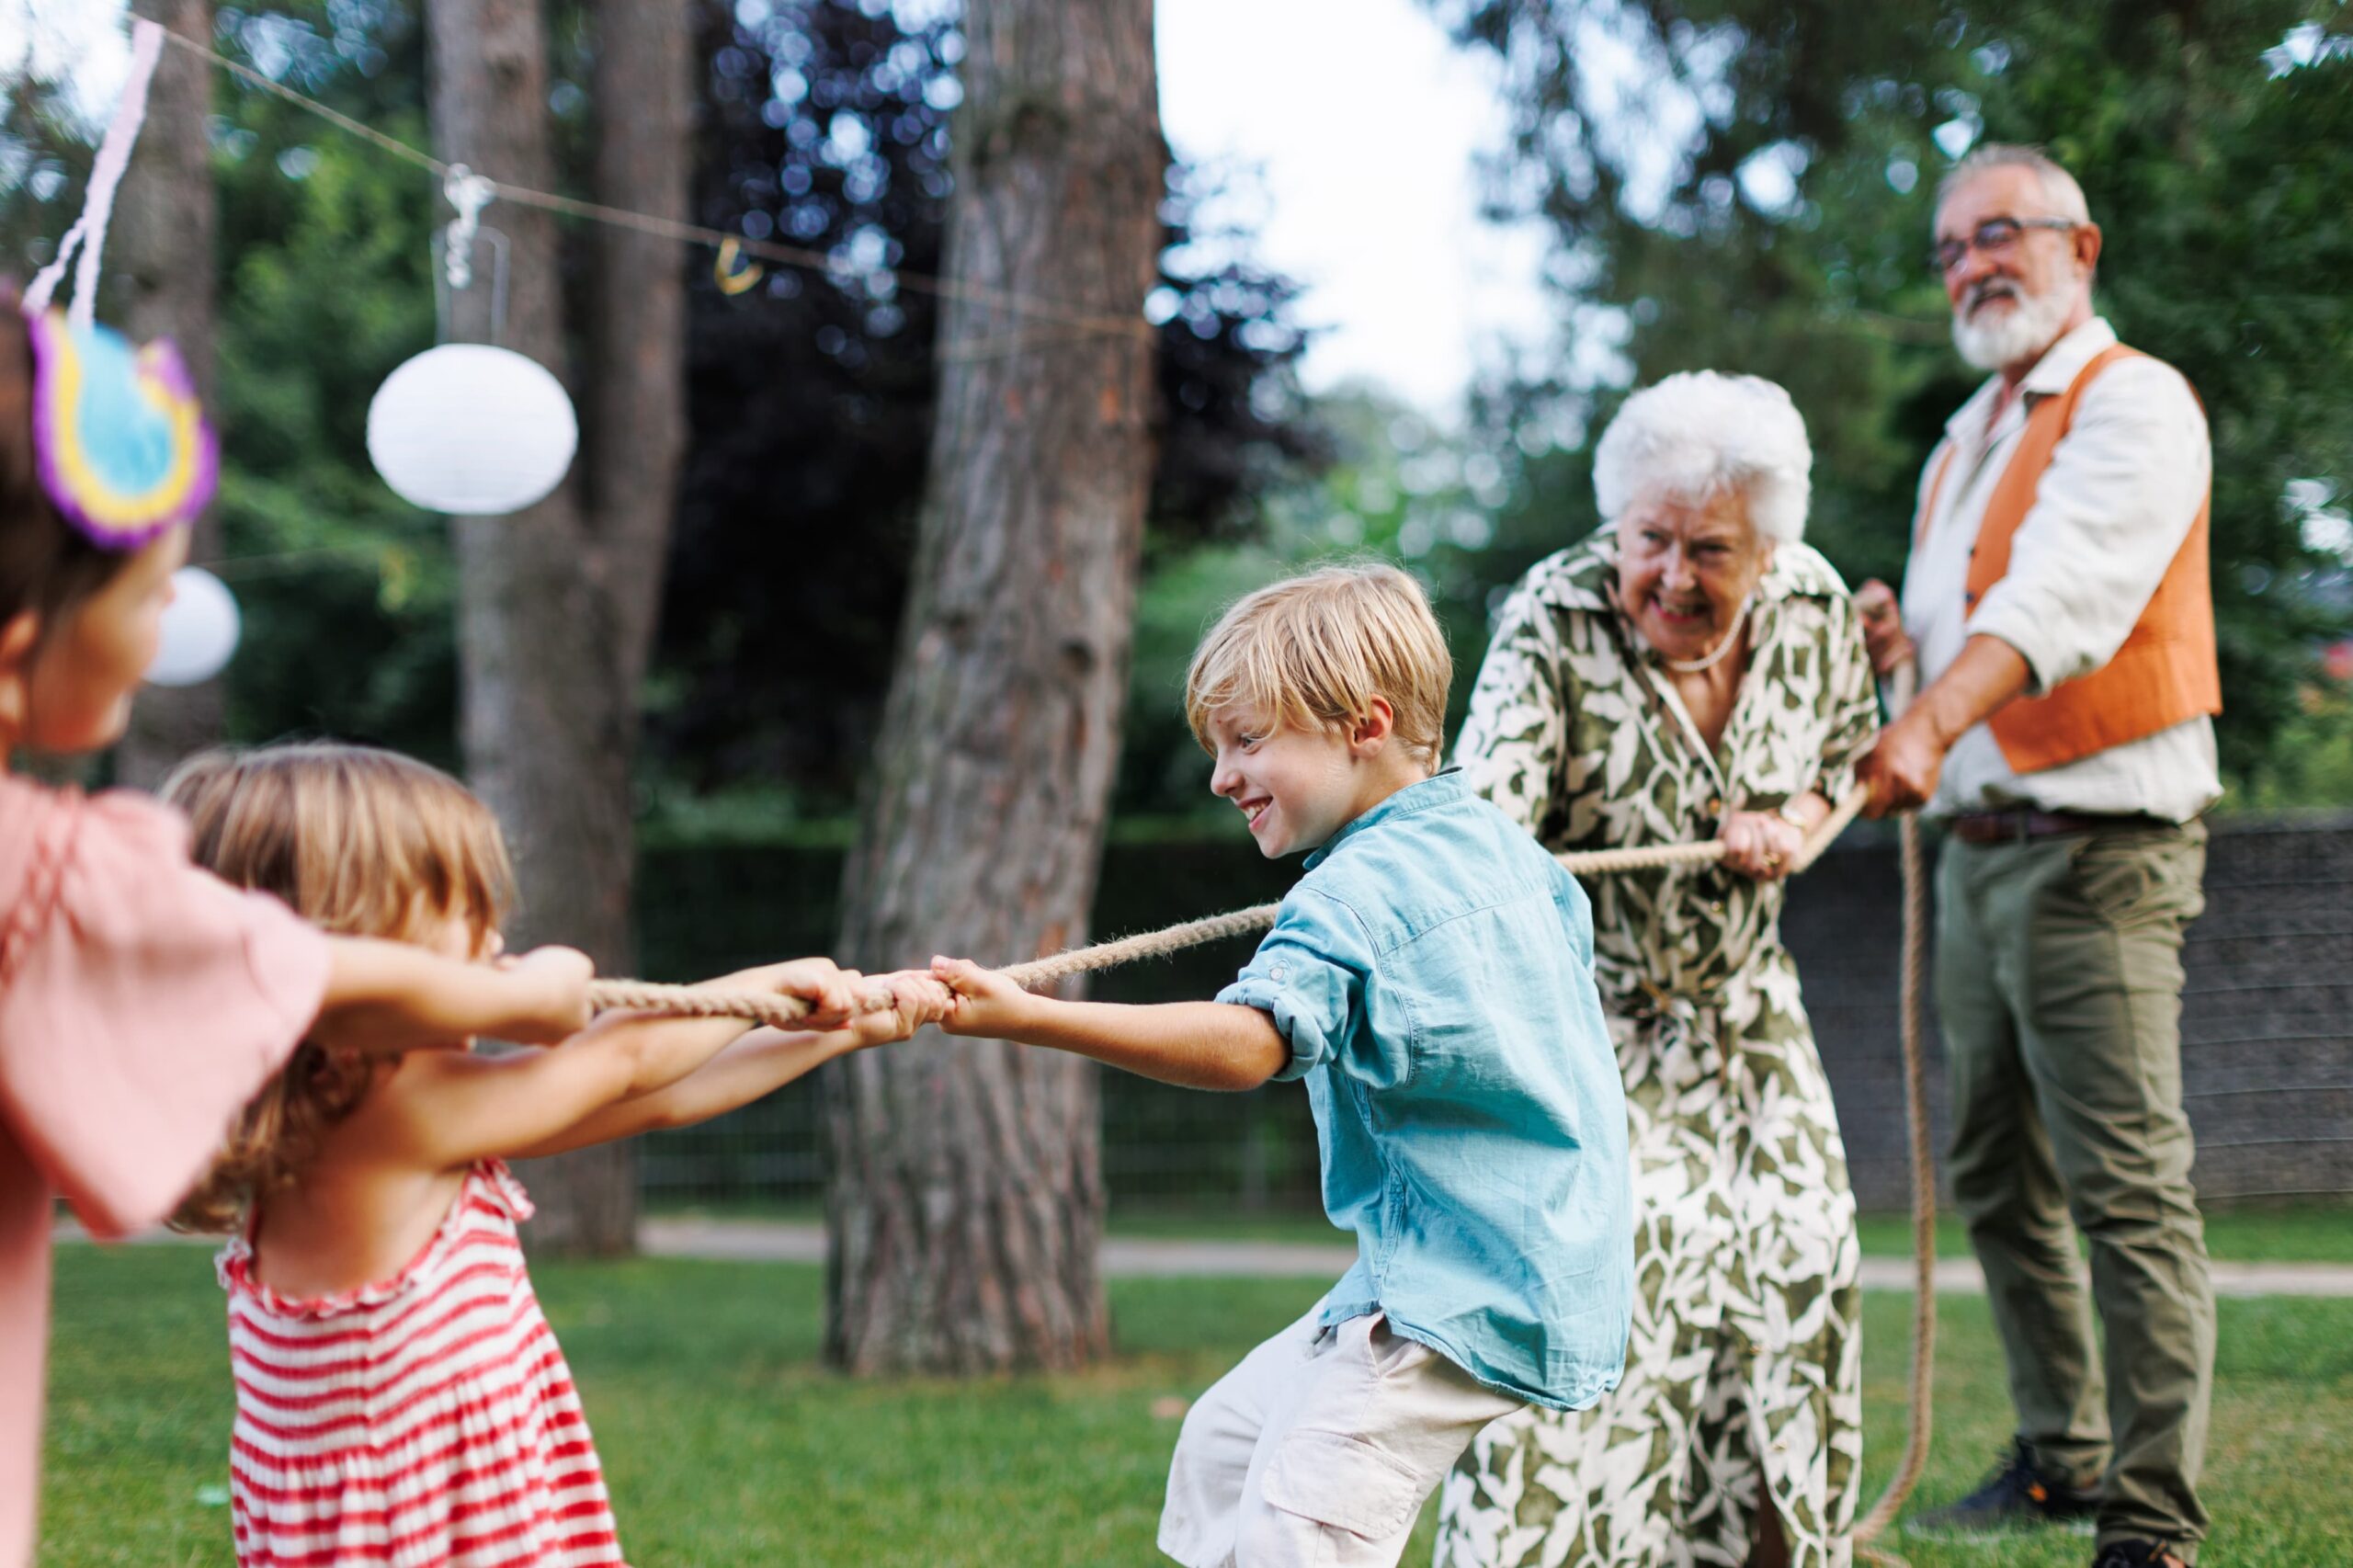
left=662, top=1, right=1323, bottom=803
left=42, top=1244, right=2353, bottom=1565
left=1115, top=387, right=1531, bottom=816
left=1433, top=0, right=2353, bottom=791
left=2238, top=678, right=2353, bottom=808
left=210, top=95, right=458, bottom=762
left=4, top=3, right=1319, bottom=814
left=0, top=5, right=462, bottom=760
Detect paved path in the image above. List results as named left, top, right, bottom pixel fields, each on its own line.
left=637, top=1219, right=2353, bottom=1300
left=57, top=1218, right=2353, bottom=1298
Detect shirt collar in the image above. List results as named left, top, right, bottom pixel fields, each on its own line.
left=1944, top=315, right=2119, bottom=441
left=1302, top=767, right=1466, bottom=870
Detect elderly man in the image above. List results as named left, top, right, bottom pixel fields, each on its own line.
left=1852, top=145, right=2217, bottom=1568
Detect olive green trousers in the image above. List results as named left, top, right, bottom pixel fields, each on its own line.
left=1935, top=820, right=2215, bottom=1559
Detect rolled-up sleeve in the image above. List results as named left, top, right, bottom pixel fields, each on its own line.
left=0, top=792, right=330, bottom=1239
left=1966, top=359, right=2211, bottom=693
left=1214, top=891, right=1372, bottom=1084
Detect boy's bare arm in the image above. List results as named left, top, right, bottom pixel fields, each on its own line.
left=931, top=958, right=1287, bottom=1091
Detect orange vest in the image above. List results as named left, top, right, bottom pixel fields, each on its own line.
left=1916, top=342, right=2221, bottom=775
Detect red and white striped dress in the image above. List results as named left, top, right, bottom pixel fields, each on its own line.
left=219, top=1161, right=626, bottom=1567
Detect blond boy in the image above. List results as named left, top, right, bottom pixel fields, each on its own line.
left=935, top=564, right=1632, bottom=1568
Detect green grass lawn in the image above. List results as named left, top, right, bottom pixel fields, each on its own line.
left=42, top=1245, right=2353, bottom=1566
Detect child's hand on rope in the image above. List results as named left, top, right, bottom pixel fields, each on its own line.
left=713, top=957, right=862, bottom=1030
left=929, top=956, right=1034, bottom=1039
left=494, top=946, right=597, bottom=1042
left=846, top=971, right=955, bottom=1047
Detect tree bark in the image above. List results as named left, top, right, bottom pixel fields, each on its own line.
left=584, top=0, right=690, bottom=694
left=426, top=0, right=687, bottom=1254
left=115, top=0, right=221, bottom=790
left=824, top=0, right=1163, bottom=1374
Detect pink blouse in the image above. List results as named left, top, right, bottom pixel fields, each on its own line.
left=0, top=775, right=330, bottom=1567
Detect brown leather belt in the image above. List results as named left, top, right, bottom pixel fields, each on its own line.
left=1949, top=809, right=2173, bottom=845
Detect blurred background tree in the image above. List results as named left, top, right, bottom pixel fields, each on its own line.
left=10, top=0, right=2347, bottom=821
left=6, top=0, right=2350, bottom=1248
left=1425, top=0, right=2353, bottom=791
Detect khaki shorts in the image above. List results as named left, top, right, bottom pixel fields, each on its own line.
left=1159, top=1303, right=1526, bottom=1568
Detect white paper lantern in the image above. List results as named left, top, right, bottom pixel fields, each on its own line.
left=365, top=344, right=577, bottom=516
left=147, top=567, right=240, bottom=687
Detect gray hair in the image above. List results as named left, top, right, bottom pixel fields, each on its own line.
left=1592, top=371, right=1813, bottom=544
left=1936, top=142, right=2092, bottom=223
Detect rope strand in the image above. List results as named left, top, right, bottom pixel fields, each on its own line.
left=1857, top=665, right=1936, bottom=1565
left=625, top=779, right=1874, bottom=1015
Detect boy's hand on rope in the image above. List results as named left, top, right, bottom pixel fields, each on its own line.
left=929, top=956, right=1035, bottom=1039
left=846, top=971, right=957, bottom=1047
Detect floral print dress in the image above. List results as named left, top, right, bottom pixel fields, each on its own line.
left=1433, top=526, right=1879, bottom=1568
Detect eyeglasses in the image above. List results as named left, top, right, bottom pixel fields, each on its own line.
left=1931, top=216, right=2078, bottom=276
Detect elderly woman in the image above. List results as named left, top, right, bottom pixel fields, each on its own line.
left=1433, top=373, right=1878, bottom=1568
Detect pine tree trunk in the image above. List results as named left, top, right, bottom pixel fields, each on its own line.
left=115, top=0, right=220, bottom=790
left=824, top=0, right=1163, bottom=1375
left=426, top=0, right=683, bottom=1254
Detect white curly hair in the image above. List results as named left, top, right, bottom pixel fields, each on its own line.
left=1592, top=370, right=1813, bottom=544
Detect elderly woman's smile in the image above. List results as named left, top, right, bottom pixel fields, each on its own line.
left=1616, top=488, right=1774, bottom=666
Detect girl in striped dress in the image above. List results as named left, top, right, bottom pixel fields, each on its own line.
left=169, top=744, right=951, bottom=1568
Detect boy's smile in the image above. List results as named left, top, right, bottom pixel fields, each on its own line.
left=1206, top=702, right=1430, bottom=859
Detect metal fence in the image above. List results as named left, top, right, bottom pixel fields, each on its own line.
left=635, top=816, right=2353, bottom=1217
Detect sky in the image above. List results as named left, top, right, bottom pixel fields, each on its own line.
left=1155, top=0, right=1553, bottom=413
left=23, top=0, right=1553, bottom=415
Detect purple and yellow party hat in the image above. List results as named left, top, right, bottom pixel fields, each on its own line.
left=23, top=306, right=218, bottom=550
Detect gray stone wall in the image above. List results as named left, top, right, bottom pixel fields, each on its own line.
left=1786, top=815, right=2353, bottom=1211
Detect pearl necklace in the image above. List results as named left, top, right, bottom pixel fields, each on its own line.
left=1660, top=598, right=1751, bottom=674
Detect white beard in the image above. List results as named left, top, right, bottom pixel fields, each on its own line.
left=1951, top=280, right=2077, bottom=371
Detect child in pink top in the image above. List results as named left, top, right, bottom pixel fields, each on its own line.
left=165, top=743, right=949, bottom=1567
left=0, top=300, right=604, bottom=1567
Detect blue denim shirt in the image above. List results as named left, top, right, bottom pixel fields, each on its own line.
left=1216, top=770, right=1633, bottom=1410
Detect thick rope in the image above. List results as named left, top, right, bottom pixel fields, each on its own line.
left=999, top=782, right=1872, bottom=991
left=1856, top=664, right=1934, bottom=1564
left=588, top=781, right=1879, bottom=1015
left=585, top=978, right=904, bottom=1029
